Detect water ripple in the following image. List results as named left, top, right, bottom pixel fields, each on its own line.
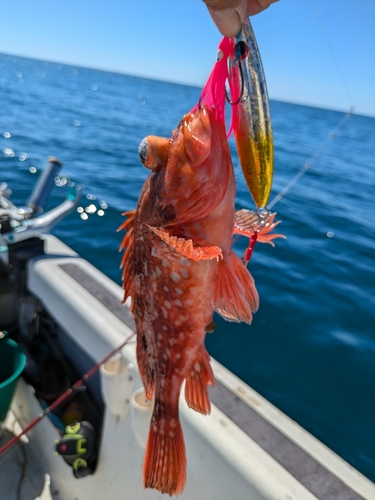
left=1, top=52, right=374, bottom=481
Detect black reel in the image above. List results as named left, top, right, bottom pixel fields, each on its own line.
left=55, top=421, right=97, bottom=478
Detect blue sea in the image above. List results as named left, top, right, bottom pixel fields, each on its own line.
left=1, top=53, right=374, bottom=482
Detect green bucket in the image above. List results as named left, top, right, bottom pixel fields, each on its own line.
left=0, top=332, right=27, bottom=422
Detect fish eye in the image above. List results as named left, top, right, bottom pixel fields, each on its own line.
left=138, top=136, right=170, bottom=171
left=216, top=49, right=223, bottom=62
left=138, top=137, right=148, bottom=166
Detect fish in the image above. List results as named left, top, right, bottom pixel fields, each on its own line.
left=229, top=18, right=274, bottom=209
left=119, top=104, right=259, bottom=495
left=118, top=39, right=254, bottom=496
left=119, top=36, right=283, bottom=496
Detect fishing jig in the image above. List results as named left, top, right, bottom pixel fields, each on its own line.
left=229, top=18, right=274, bottom=210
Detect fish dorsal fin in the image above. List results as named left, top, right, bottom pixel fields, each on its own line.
left=214, top=250, right=259, bottom=324
left=148, top=226, right=223, bottom=262
left=118, top=210, right=136, bottom=305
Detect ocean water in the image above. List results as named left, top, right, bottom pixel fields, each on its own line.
left=1, top=53, right=374, bottom=482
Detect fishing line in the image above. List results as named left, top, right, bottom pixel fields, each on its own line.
left=311, top=0, right=354, bottom=110
left=267, top=0, right=355, bottom=210
left=267, top=109, right=353, bottom=210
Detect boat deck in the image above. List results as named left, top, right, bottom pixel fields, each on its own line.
left=0, top=412, right=53, bottom=500
left=1, top=235, right=375, bottom=499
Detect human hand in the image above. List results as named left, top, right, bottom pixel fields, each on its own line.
left=203, top=0, right=278, bottom=37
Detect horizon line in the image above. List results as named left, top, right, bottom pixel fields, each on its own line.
left=1, top=51, right=373, bottom=119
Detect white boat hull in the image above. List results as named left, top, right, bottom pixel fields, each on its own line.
left=1, top=235, right=374, bottom=499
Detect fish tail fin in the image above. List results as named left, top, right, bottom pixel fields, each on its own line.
left=143, top=406, right=186, bottom=496
left=185, top=347, right=215, bottom=415
left=214, top=250, right=259, bottom=324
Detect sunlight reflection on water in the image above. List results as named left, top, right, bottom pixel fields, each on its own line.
left=0, top=52, right=374, bottom=481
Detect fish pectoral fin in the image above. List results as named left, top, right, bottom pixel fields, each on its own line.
left=233, top=209, right=286, bottom=246
left=185, top=347, right=215, bottom=415
left=214, top=250, right=259, bottom=324
left=147, top=226, right=223, bottom=262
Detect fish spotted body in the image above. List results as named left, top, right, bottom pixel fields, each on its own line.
left=119, top=104, right=259, bottom=495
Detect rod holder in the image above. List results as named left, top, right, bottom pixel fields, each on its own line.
left=100, top=353, right=134, bottom=419
left=130, top=388, right=154, bottom=448
left=27, top=157, right=62, bottom=213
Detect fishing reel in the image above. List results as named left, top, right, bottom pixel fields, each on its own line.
left=55, top=421, right=97, bottom=478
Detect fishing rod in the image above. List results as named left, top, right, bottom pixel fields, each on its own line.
left=0, top=331, right=135, bottom=457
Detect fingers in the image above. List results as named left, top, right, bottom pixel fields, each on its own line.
left=203, top=0, right=278, bottom=38
left=205, top=0, right=247, bottom=37
left=247, top=0, right=279, bottom=16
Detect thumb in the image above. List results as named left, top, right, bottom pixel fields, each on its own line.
left=205, top=0, right=248, bottom=37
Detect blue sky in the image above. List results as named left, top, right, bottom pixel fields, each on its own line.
left=0, top=0, right=374, bottom=116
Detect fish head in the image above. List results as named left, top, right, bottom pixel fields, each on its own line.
left=164, top=105, right=230, bottom=225
left=138, top=105, right=211, bottom=172
left=137, top=103, right=232, bottom=228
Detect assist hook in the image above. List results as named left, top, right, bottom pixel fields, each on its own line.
left=225, top=40, right=249, bottom=105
